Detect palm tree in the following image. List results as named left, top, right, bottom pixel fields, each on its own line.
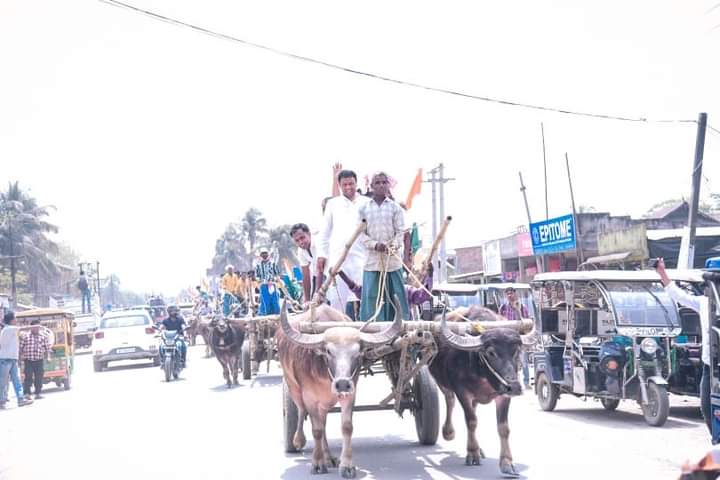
left=0, top=182, right=59, bottom=306
left=211, top=224, right=251, bottom=274
left=268, top=225, right=298, bottom=267
left=241, top=208, right=268, bottom=254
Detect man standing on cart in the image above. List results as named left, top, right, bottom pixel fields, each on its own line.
left=221, top=265, right=239, bottom=317
left=255, top=247, right=281, bottom=315
left=317, top=169, right=369, bottom=319
left=358, top=172, right=410, bottom=322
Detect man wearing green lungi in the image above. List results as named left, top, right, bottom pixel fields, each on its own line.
left=358, top=172, right=410, bottom=321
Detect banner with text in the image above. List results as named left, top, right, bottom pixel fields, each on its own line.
left=530, top=214, right=577, bottom=255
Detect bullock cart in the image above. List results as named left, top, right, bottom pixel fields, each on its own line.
left=281, top=317, right=534, bottom=453
left=224, top=314, right=281, bottom=379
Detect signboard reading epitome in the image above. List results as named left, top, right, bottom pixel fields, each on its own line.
left=530, top=214, right=577, bottom=255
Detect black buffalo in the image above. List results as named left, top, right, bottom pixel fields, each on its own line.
left=429, top=313, right=523, bottom=478
left=209, top=316, right=245, bottom=387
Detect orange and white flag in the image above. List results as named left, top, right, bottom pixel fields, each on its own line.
left=405, top=168, right=423, bottom=210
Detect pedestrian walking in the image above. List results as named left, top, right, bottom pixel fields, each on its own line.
left=19, top=319, right=51, bottom=400
left=0, top=311, right=33, bottom=409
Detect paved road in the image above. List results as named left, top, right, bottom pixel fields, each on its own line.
left=0, top=344, right=710, bottom=480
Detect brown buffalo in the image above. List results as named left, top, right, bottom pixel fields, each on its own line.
left=429, top=313, right=523, bottom=478
left=278, top=303, right=402, bottom=478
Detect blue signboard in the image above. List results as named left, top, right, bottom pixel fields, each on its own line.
left=530, top=214, right=577, bottom=255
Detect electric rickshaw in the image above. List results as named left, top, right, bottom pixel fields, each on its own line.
left=531, top=270, right=694, bottom=427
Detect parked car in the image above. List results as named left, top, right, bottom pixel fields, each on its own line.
left=73, top=312, right=100, bottom=349
left=93, top=310, right=160, bottom=372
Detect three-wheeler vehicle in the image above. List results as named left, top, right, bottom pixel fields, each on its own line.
left=531, top=270, right=699, bottom=427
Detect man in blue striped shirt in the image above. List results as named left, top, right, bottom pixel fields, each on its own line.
left=255, top=247, right=280, bottom=315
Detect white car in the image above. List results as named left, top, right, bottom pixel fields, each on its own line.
left=93, top=310, right=160, bottom=372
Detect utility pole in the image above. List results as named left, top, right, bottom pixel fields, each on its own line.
left=687, top=112, right=708, bottom=268
left=566, top=153, right=584, bottom=265
left=519, top=172, right=544, bottom=273
left=541, top=122, right=549, bottom=221
left=425, top=164, right=455, bottom=283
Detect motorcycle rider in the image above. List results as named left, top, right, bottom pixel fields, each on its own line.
left=159, top=305, right=187, bottom=368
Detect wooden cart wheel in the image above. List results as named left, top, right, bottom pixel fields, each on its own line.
left=412, top=366, right=439, bottom=446
left=283, top=378, right=300, bottom=453
left=242, top=343, right=252, bottom=380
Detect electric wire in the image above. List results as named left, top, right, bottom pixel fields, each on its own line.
left=99, top=0, right=711, bottom=129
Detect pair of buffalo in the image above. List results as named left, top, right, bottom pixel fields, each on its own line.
left=278, top=302, right=524, bottom=479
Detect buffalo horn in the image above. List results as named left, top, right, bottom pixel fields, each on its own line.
left=359, top=295, right=404, bottom=347
left=440, top=308, right=483, bottom=351
left=279, top=301, right=324, bottom=348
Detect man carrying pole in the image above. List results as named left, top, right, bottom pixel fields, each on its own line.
left=358, top=172, right=410, bottom=322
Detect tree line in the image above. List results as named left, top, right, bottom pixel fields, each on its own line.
left=0, top=181, right=142, bottom=307
left=209, top=207, right=298, bottom=275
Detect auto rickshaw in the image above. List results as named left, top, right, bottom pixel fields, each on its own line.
left=15, top=308, right=74, bottom=391
left=531, top=270, right=693, bottom=427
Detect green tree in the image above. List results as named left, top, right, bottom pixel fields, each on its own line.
left=241, top=208, right=268, bottom=254
left=0, top=181, right=59, bottom=305
left=268, top=225, right=298, bottom=268
left=210, top=224, right=251, bottom=274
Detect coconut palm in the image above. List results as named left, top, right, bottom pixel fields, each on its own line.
left=241, top=208, right=268, bottom=254
left=0, top=182, right=59, bottom=305
left=268, top=225, right=298, bottom=267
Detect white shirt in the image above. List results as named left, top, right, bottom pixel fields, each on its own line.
left=665, top=282, right=710, bottom=366
left=359, top=197, right=405, bottom=272
left=298, top=241, right=319, bottom=277
left=0, top=325, right=20, bottom=360
left=317, top=194, right=370, bottom=289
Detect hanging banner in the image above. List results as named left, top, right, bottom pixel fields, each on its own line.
left=530, top=214, right=577, bottom=255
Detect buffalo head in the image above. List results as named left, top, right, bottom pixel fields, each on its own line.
left=280, top=301, right=403, bottom=401
left=440, top=311, right=523, bottom=396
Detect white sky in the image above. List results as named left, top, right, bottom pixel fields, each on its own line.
left=2, top=0, right=719, bottom=295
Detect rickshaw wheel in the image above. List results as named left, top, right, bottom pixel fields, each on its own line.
left=641, top=383, right=669, bottom=427
left=412, top=366, right=440, bottom=446
left=600, top=398, right=620, bottom=411
left=283, top=378, right=300, bottom=453
left=536, top=373, right=559, bottom=411
left=242, top=343, right=252, bottom=380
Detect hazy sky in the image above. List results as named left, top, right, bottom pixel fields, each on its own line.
left=2, top=0, right=719, bottom=295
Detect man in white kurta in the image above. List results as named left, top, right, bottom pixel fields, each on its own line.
left=317, top=170, right=370, bottom=317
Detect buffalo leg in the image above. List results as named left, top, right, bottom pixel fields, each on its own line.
left=232, top=356, right=239, bottom=385
left=308, top=409, right=330, bottom=475
left=439, top=385, right=456, bottom=441
left=458, top=394, right=485, bottom=466
left=321, top=433, right=339, bottom=468
left=293, top=405, right=307, bottom=450
left=495, top=395, right=518, bottom=477
left=217, top=357, right=231, bottom=387
left=338, top=399, right=356, bottom=478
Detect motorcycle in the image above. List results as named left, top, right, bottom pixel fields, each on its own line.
left=158, top=330, right=185, bottom=382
